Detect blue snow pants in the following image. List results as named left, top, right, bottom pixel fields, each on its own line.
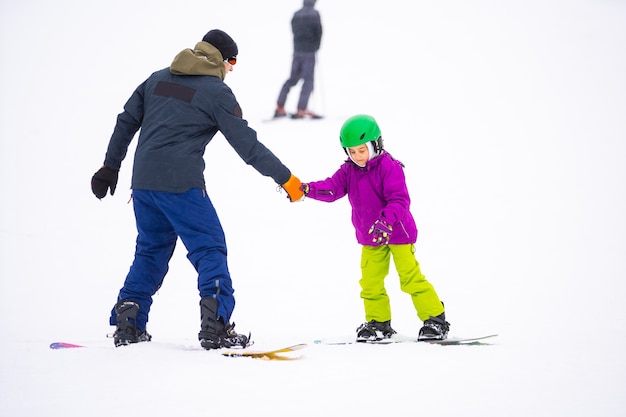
left=109, top=188, right=235, bottom=331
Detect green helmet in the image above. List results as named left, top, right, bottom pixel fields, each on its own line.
left=339, top=114, right=383, bottom=155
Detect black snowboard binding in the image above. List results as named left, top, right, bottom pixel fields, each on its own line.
left=113, top=300, right=152, bottom=347
left=198, top=297, right=250, bottom=350
left=356, top=320, right=397, bottom=342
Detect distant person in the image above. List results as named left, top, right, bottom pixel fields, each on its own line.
left=274, top=0, right=323, bottom=119
left=91, top=29, right=305, bottom=350
left=299, top=114, right=450, bottom=342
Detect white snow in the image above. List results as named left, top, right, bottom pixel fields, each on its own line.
left=1, top=0, right=625, bottom=416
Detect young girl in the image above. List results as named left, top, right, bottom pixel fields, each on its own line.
left=301, top=114, right=450, bottom=342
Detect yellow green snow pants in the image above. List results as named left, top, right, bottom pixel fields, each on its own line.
left=360, top=244, right=444, bottom=322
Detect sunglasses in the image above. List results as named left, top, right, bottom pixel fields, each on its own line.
left=224, top=56, right=237, bottom=65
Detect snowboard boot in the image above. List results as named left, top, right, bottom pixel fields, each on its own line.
left=113, top=300, right=152, bottom=347
left=198, top=297, right=250, bottom=350
left=356, top=320, right=397, bottom=342
left=274, top=105, right=287, bottom=118
left=418, top=312, right=450, bottom=341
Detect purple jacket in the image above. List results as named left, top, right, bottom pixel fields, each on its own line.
left=306, top=152, right=418, bottom=246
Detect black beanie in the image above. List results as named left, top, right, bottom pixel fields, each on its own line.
left=202, top=29, right=238, bottom=59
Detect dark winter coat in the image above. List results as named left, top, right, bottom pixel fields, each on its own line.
left=104, top=41, right=291, bottom=193
left=305, top=152, right=418, bottom=246
left=292, top=2, right=322, bottom=53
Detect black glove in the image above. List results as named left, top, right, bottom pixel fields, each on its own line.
left=91, top=166, right=119, bottom=199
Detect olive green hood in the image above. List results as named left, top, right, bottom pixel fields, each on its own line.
left=170, top=41, right=226, bottom=80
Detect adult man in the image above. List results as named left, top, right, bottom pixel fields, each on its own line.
left=91, top=29, right=304, bottom=350
left=274, top=0, right=323, bottom=119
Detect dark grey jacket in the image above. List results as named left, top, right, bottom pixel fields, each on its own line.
left=292, top=2, right=322, bottom=53
left=104, top=41, right=291, bottom=193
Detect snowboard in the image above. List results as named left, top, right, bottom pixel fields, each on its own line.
left=314, top=334, right=498, bottom=346
left=422, top=334, right=498, bottom=345
left=50, top=341, right=308, bottom=360
left=50, top=341, right=207, bottom=351
left=221, top=343, right=307, bottom=360
left=50, top=342, right=85, bottom=349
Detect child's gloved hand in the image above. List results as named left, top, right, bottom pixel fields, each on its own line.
left=368, top=219, right=393, bottom=245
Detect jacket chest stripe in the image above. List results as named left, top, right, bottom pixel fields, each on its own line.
left=154, top=81, right=196, bottom=103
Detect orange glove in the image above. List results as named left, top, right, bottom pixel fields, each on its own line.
left=282, top=174, right=305, bottom=202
